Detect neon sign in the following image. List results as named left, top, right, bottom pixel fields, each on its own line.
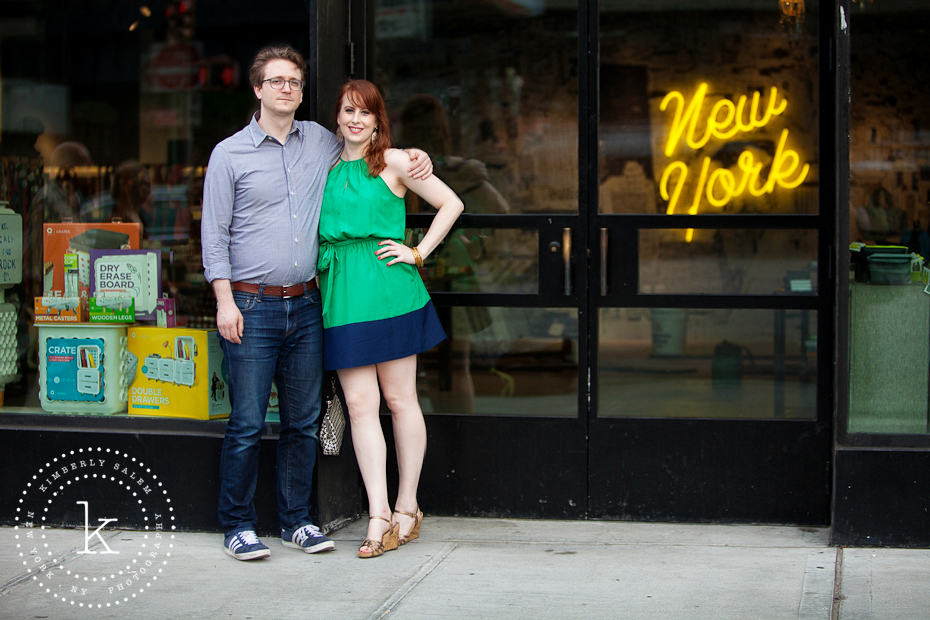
left=658, top=83, right=811, bottom=241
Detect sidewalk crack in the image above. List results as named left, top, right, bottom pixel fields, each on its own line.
left=0, top=529, right=121, bottom=597
left=831, top=546, right=844, bottom=620
left=368, top=542, right=457, bottom=619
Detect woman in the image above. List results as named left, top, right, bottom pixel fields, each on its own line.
left=317, top=80, right=464, bottom=558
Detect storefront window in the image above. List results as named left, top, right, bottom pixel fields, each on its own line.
left=639, top=229, right=818, bottom=295
left=599, top=307, right=816, bottom=419
left=596, top=1, right=820, bottom=420
left=599, top=0, right=820, bottom=217
left=0, top=1, right=311, bottom=413
left=374, top=1, right=578, bottom=215
left=847, top=1, right=930, bottom=436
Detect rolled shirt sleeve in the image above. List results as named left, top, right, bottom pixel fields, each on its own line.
left=201, top=144, right=235, bottom=283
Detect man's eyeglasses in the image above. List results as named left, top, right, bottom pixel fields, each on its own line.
left=262, top=77, right=304, bottom=91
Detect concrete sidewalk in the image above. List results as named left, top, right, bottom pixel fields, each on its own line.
left=1, top=518, right=927, bottom=619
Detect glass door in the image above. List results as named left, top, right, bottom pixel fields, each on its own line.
left=361, top=0, right=588, bottom=518
left=352, top=0, right=834, bottom=523
left=589, top=1, right=832, bottom=522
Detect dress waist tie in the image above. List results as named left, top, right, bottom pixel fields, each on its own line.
left=317, top=238, right=403, bottom=321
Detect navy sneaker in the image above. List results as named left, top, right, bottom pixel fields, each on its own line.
left=224, top=530, right=271, bottom=561
left=281, top=523, right=335, bottom=554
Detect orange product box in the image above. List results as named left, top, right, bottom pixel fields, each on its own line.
left=34, top=296, right=85, bottom=323
left=43, top=223, right=141, bottom=297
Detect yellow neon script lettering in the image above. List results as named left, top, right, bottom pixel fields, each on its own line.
left=659, top=162, right=687, bottom=215
left=762, top=128, right=810, bottom=193
left=658, top=81, right=810, bottom=229
left=660, top=83, right=788, bottom=157
left=661, top=131, right=809, bottom=218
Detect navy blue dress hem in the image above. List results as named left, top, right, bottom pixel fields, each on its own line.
left=323, top=300, right=446, bottom=370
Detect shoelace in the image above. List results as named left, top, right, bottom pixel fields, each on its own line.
left=236, top=530, right=262, bottom=547
left=292, top=524, right=324, bottom=545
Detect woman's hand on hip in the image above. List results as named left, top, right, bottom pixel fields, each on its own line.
left=376, top=239, right=416, bottom=266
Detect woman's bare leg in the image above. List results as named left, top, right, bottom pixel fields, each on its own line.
left=338, top=365, right=391, bottom=546
left=377, top=354, right=425, bottom=535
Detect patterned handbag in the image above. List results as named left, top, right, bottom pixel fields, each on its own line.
left=320, top=376, right=346, bottom=456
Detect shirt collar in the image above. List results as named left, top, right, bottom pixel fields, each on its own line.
left=248, top=112, right=302, bottom=148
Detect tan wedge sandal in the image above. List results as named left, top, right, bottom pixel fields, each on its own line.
left=394, top=508, right=423, bottom=545
left=357, top=515, right=399, bottom=559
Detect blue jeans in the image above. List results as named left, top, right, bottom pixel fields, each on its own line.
left=217, top=287, right=323, bottom=535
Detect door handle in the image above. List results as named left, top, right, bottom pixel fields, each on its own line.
left=562, top=227, right=572, bottom=295
left=600, top=227, right=608, bottom=296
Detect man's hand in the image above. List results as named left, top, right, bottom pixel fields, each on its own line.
left=405, top=148, right=433, bottom=180
left=216, top=299, right=243, bottom=344
left=211, top=279, right=243, bottom=344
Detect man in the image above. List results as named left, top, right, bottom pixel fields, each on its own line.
left=202, top=45, right=430, bottom=561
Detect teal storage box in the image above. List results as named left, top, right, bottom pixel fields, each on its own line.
left=867, top=253, right=911, bottom=284
left=38, top=324, right=134, bottom=414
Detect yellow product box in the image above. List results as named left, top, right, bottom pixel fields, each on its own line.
left=127, top=326, right=230, bottom=420
left=34, top=296, right=85, bottom=323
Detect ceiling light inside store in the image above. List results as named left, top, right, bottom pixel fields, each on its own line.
left=778, top=0, right=804, bottom=41
left=778, top=0, right=804, bottom=20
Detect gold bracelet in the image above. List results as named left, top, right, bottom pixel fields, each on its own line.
left=411, top=246, right=424, bottom=268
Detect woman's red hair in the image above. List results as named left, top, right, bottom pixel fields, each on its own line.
left=336, top=79, right=392, bottom=177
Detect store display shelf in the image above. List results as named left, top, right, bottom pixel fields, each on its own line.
left=0, top=409, right=249, bottom=438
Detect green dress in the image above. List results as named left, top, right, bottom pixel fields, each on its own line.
left=317, top=157, right=445, bottom=370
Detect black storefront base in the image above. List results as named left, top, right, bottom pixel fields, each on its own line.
left=0, top=413, right=362, bottom=535
left=10, top=416, right=930, bottom=547
left=833, top=447, right=930, bottom=547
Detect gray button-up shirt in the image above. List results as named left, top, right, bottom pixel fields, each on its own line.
left=201, top=114, right=341, bottom=285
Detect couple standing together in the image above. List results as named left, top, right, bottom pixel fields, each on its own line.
left=201, top=45, right=463, bottom=560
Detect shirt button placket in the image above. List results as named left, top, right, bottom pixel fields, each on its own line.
left=284, top=146, right=299, bottom=273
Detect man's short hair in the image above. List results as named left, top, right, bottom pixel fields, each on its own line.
left=248, top=45, right=307, bottom=88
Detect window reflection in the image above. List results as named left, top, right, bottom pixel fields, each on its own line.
left=639, top=229, right=817, bottom=295
left=599, top=1, right=820, bottom=216
left=848, top=3, right=930, bottom=436
left=375, top=0, right=578, bottom=214
left=408, top=227, right=537, bottom=295
left=419, top=307, right=578, bottom=417
left=0, top=0, right=311, bottom=407
left=598, top=307, right=817, bottom=419
left=850, top=7, right=930, bottom=249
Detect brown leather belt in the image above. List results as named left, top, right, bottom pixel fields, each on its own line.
left=231, top=281, right=317, bottom=298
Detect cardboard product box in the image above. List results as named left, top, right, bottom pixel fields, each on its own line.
left=0, top=210, right=23, bottom=287
left=34, top=296, right=85, bottom=323
left=43, top=223, right=141, bottom=297
left=127, top=326, right=230, bottom=420
left=88, top=296, right=135, bottom=323
left=63, top=253, right=80, bottom=297
left=156, top=297, right=177, bottom=328
left=90, top=249, right=161, bottom=321
left=37, top=323, right=132, bottom=414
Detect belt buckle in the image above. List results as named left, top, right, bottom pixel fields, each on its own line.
left=281, top=284, right=302, bottom=299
